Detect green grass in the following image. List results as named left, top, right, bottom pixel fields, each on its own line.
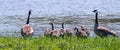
left=0, top=36, right=120, bottom=50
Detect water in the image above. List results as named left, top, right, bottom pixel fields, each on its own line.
left=0, top=15, right=120, bottom=37
left=0, top=0, right=120, bottom=37
left=0, top=0, right=120, bottom=16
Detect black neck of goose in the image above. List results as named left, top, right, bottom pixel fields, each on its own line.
left=51, top=23, right=54, bottom=30
left=62, top=23, right=64, bottom=29
left=74, top=28, right=79, bottom=32
left=26, top=12, right=31, bottom=24
left=95, top=12, right=98, bottom=24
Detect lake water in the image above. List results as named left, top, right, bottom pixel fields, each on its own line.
left=0, top=0, right=120, bottom=37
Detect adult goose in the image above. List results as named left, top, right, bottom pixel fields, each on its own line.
left=21, top=10, right=34, bottom=38
left=93, top=10, right=117, bottom=37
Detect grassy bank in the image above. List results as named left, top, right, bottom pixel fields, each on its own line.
left=0, top=36, right=119, bottom=50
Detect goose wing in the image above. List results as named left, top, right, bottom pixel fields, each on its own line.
left=97, top=26, right=116, bottom=35
left=45, top=28, right=52, bottom=34
left=80, top=31, right=88, bottom=36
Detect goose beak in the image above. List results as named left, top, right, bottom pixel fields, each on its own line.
left=92, top=10, right=97, bottom=12
left=29, top=10, right=32, bottom=14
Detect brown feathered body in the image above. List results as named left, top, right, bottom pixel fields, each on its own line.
left=81, top=26, right=90, bottom=36
left=74, top=26, right=90, bottom=37
left=21, top=24, right=34, bottom=38
left=44, top=28, right=53, bottom=36
left=59, top=28, right=65, bottom=37
left=94, top=25, right=116, bottom=37
left=51, top=29, right=61, bottom=37
left=61, top=23, right=73, bottom=37
left=65, top=28, right=73, bottom=36
left=45, top=23, right=61, bottom=37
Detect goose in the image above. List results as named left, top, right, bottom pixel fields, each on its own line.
left=45, top=22, right=60, bottom=37
left=81, top=26, right=90, bottom=36
left=52, top=29, right=61, bottom=37
left=74, top=26, right=90, bottom=37
left=74, top=27, right=80, bottom=37
left=61, top=23, right=73, bottom=37
left=59, top=23, right=66, bottom=38
left=21, top=10, right=34, bottom=38
left=44, top=23, right=54, bottom=36
left=93, top=10, right=117, bottom=37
